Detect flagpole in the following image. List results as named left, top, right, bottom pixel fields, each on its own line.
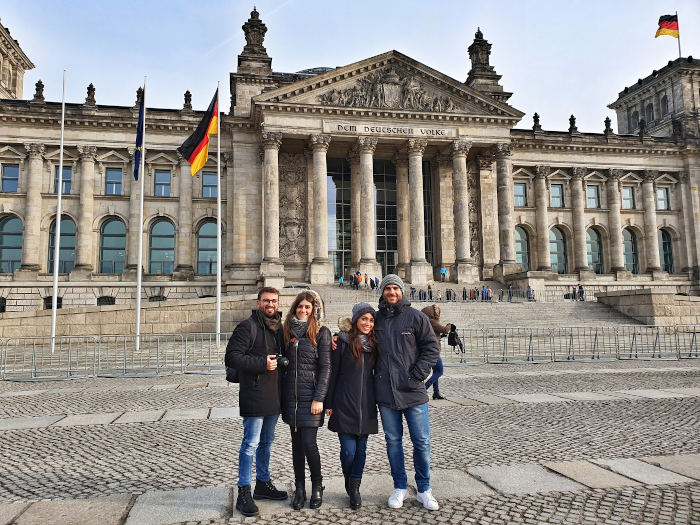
left=50, top=70, right=67, bottom=354
left=216, top=82, right=222, bottom=348
left=135, top=77, right=147, bottom=352
left=676, top=11, right=682, bottom=58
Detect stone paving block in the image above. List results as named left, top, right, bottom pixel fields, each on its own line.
left=592, top=458, right=695, bottom=485
left=640, top=454, right=700, bottom=481
left=661, top=387, right=700, bottom=396
left=417, top=468, right=494, bottom=498
left=0, top=502, right=29, bottom=525
left=82, top=386, right=114, bottom=393
left=209, top=407, right=239, bottom=419
left=0, top=390, right=46, bottom=398
left=51, top=412, right=122, bottom=427
left=42, top=388, right=83, bottom=396
left=15, top=495, right=132, bottom=525
left=464, top=394, right=516, bottom=405
left=150, top=384, right=179, bottom=390
left=178, top=383, right=208, bottom=390
left=468, top=463, right=585, bottom=494
left=0, top=415, right=65, bottom=432
left=112, top=410, right=165, bottom=424
left=448, top=397, right=485, bottom=406
left=161, top=408, right=210, bottom=421
left=125, top=487, right=230, bottom=525
left=553, top=391, right=624, bottom=402
left=500, top=393, right=570, bottom=404
left=602, top=391, right=649, bottom=400
left=544, top=460, right=642, bottom=489
left=428, top=398, right=459, bottom=407
left=111, top=384, right=151, bottom=392
left=321, top=473, right=393, bottom=509
left=615, top=389, right=691, bottom=399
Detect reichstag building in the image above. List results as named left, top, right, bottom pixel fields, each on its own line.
left=0, top=9, right=698, bottom=311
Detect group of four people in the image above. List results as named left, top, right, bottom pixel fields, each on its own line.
left=225, top=275, right=441, bottom=517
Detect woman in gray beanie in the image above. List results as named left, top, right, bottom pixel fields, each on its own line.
left=325, top=301, right=378, bottom=509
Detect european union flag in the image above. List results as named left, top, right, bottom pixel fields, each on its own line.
left=133, top=89, right=145, bottom=180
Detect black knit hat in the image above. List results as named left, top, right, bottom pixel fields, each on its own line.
left=351, top=302, right=376, bottom=325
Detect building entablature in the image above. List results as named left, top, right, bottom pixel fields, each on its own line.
left=610, top=57, right=699, bottom=106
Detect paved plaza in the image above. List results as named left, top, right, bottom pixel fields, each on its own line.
left=0, top=360, right=698, bottom=524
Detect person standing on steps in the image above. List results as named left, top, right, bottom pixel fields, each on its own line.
left=421, top=304, right=451, bottom=400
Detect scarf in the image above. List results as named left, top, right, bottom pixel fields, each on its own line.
left=358, top=333, right=372, bottom=353
left=257, top=309, right=281, bottom=332
left=290, top=316, right=308, bottom=340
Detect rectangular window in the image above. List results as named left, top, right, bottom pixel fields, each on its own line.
left=550, top=184, right=564, bottom=207
left=514, top=182, right=527, bottom=207
left=1, top=163, right=19, bottom=192
left=621, top=186, right=635, bottom=209
left=54, top=166, right=72, bottom=194
left=202, top=172, right=217, bottom=198
left=105, top=168, right=122, bottom=195
left=656, top=187, right=670, bottom=210
left=154, top=170, right=171, bottom=197
left=586, top=185, right=600, bottom=208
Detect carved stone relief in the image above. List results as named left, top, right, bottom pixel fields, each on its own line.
left=278, top=153, right=307, bottom=263
left=468, top=164, right=482, bottom=264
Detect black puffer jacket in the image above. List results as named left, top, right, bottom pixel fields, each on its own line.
left=374, top=298, right=440, bottom=410
left=327, top=329, right=378, bottom=436
left=281, top=326, right=332, bottom=428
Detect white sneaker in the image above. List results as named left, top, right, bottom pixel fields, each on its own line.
left=417, top=488, right=439, bottom=510
left=387, top=488, right=408, bottom=508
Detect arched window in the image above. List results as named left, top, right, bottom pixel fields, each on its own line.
left=645, top=103, right=654, bottom=123
left=197, top=220, right=218, bottom=275
left=48, top=216, right=76, bottom=273
left=0, top=216, right=23, bottom=273
left=549, top=227, right=568, bottom=274
left=622, top=229, right=639, bottom=274
left=515, top=226, right=530, bottom=271
left=661, top=95, right=669, bottom=116
left=631, top=110, right=640, bottom=130
left=149, top=219, right=174, bottom=274
left=100, top=218, right=126, bottom=274
left=658, top=229, right=674, bottom=274
left=586, top=228, right=604, bottom=274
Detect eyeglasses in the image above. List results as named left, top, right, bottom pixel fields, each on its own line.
left=261, top=299, right=278, bottom=304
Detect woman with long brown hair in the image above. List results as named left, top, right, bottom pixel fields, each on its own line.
left=325, top=302, right=378, bottom=509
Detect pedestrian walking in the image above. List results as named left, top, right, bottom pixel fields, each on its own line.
left=421, top=304, right=450, bottom=400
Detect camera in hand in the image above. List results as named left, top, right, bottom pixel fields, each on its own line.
left=274, top=353, right=289, bottom=367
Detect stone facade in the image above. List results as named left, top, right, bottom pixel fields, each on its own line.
left=0, top=20, right=33, bottom=100
left=0, top=8, right=699, bottom=313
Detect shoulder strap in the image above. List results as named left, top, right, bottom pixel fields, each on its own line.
left=247, top=318, right=259, bottom=354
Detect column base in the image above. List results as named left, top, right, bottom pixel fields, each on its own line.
left=455, top=262, right=480, bottom=285
left=258, top=261, right=286, bottom=289
left=651, top=269, right=668, bottom=281
left=494, top=262, right=523, bottom=284
left=395, top=262, right=409, bottom=281
left=407, top=261, right=433, bottom=286
left=309, top=258, right=335, bottom=285
left=173, top=265, right=195, bottom=281
left=122, top=265, right=141, bottom=281
left=613, top=269, right=632, bottom=280
left=69, top=266, right=93, bottom=281
left=358, top=259, right=382, bottom=281
left=224, top=264, right=260, bottom=292
left=14, top=267, right=39, bottom=280
left=577, top=269, right=596, bottom=281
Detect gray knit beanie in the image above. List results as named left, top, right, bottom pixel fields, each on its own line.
left=351, top=302, right=376, bottom=325
left=379, top=274, right=405, bottom=296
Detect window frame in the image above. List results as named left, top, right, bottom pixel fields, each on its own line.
left=621, top=186, right=636, bottom=210
left=149, top=219, right=175, bottom=274
left=1, top=163, right=19, bottom=192
left=586, top=185, right=600, bottom=209
left=154, top=169, right=171, bottom=197
left=99, top=218, right=126, bottom=274
left=550, top=183, right=564, bottom=208
left=48, top=216, right=76, bottom=274
left=105, top=167, right=123, bottom=196
left=513, top=182, right=527, bottom=207
left=0, top=215, right=22, bottom=273
left=53, top=165, right=72, bottom=194
left=656, top=187, right=670, bottom=211
left=201, top=171, right=218, bottom=199
left=196, top=220, right=218, bottom=275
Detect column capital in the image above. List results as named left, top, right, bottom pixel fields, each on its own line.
left=494, top=142, right=513, bottom=159
left=261, top=131, right=283, bottom=149
left=24, top=142, right=45, bottom=158
left=477, top=155, right=494, bottom=170
left=176, top=150, right=189, bottom=167
left=309, top=134, right=331, bottom=152
left=77, top=145, right=97, bottom=161
left=571, top=167, right=586, bottom=180
left=357, top=136, right=378, bottom=153
left=680, top=172, right=690, bottom=184
left=346, top=145, right=360, bottom=165
left=451, top=139, right=471, bottom=157
left=407, top=138, right=427, bottom=156
left=393, top=149, right=408, bottom=168
left=643, top=169, right=658, bottom=182
left=223, top=152, right=234, bottom=167
left=607, top=168, right=623, bottom=181
left=535, top=165, right=551, bottom=179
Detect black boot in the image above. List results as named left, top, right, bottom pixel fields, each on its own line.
left=309, top=481, right=324, bottom=509
left=292, top=481, right=306, bottom=510
left=235, top=485, right=259, bottom=517
left=344, top=474, right=350, bottom=495
left=348, top=477, right=362, bottom=509
left=433, top=391, right=446, bottom=400
left=254, top=478, right=288, bottom=500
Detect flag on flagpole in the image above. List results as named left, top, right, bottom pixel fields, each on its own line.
left=177, top=89, right=218, bottom=176
left=655, top=14, right=679, bottom=38
left=133, top=90, right=145, bottom=180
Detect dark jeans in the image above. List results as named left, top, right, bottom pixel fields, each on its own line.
left=290, top=426, right=322, bottom=484
left=338, top=433, right=368, bottom=479
left=425, top=356, right=444, bottom=393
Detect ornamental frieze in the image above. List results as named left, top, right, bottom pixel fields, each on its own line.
left=278, top=153, right=308, bottom=263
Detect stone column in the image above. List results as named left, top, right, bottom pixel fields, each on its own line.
left=19, top=143, right=44, bottom=273
left=309, top=134, right=334, bottom=284
left=394, top=150, right=410, bottom=279
left=125, top=149, right=141, bottom=277
left=348, top=147, right=361, bottom=269
left=73, top=145, right=97, bottom=276
left=407, top=139, right=432, bottom=285
left=259, top=131, right=285, bottom=287
left=642, top=170, right=663, bottom=275
left=607, top=169, right=626, bottom=273
left=495, top=143, right=518, bottom=280
left=679, top=173, right=696, bottom=273
left=357, top=137, right=382, bottom=278
left=534, top=165, right=551, bottom=270
left=174, top=152, right=194, bottom=279
left=571, top=167, right=589, bottom=273
left=478, top=155, right=499, bottom=279
left=452, top=140, right=478, bottom=283
left=224, top=153, right=235, bottom=269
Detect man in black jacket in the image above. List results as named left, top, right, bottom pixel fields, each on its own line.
left=374, top=274, right=440, bottom=511
left=225, top=287, right=288, bottom=517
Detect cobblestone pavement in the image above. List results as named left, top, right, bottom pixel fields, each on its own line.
left=0, top=360, right=698, bottom=524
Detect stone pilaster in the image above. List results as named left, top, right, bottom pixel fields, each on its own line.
left=679, top=173, right=696, bottom=274
left=642, top=170, right=663, bottom=276
left=19, top=143, right=44, bottom=274
left=125, top=148, right=142, bottom=279
left=494, top=143, right=519, bottom=281
left=435, top=153, right=455, bottom=279
left=357, top=137, right=381, bottom=278
left=607, top=169, right=626, bottom=274
left=259, top=131, right=285, bottom=288
left=72, top=145, right=97, bottom=278
left=478, top=155, right=499, bottom=279
left=452, top=140, right=478, bottom=283
left=394, top=150, right=410, bottom=279
left=348, top=147, right=361, bottom=269
left=407, top=138, right=432, bottom=285
left=309, top=134, right=334, bottom=284
left=224, top=153, right=235, bottom=269
left=174, top=152, right=194, bottom=280
left=571, top=167, right=589, bottom=273
left=534, top=165, right=551, bottom=271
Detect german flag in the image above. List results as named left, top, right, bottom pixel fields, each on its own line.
left=178, top=89, right=218, bottom=176
left=655, top=14, right=679, bottom=38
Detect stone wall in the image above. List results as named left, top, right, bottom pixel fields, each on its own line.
left=596, top=288, right=700, bottom=326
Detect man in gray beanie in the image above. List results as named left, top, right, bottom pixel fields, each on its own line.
left=373, top=274, right=440, bottom=511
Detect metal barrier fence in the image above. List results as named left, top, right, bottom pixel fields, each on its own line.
left=2, top=326, right=699, bottom=380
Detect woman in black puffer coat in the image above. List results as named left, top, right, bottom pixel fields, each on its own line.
left=281, top=290, right=331, bottom=510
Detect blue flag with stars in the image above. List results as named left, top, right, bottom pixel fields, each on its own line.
left=133, top=89, right=145, bottom=180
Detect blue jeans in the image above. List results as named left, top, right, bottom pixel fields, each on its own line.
left=238, top=415, right=279, bottom=487
left=338, top=433, right=368, bottom=479
left=379, top=403, right=431, bottom=493
left=425, top=356, right=444, bottom=394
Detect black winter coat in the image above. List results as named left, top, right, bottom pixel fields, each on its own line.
left=224, top=310, right=283, bottom=418
left=374, top=298, right=440, bottom=410
left=326, top=332, right=378, bottom=436
left=281, top=326, right=332, bottom=428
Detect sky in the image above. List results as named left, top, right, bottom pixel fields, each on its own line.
left=3, top=0, right=698, bottom=133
